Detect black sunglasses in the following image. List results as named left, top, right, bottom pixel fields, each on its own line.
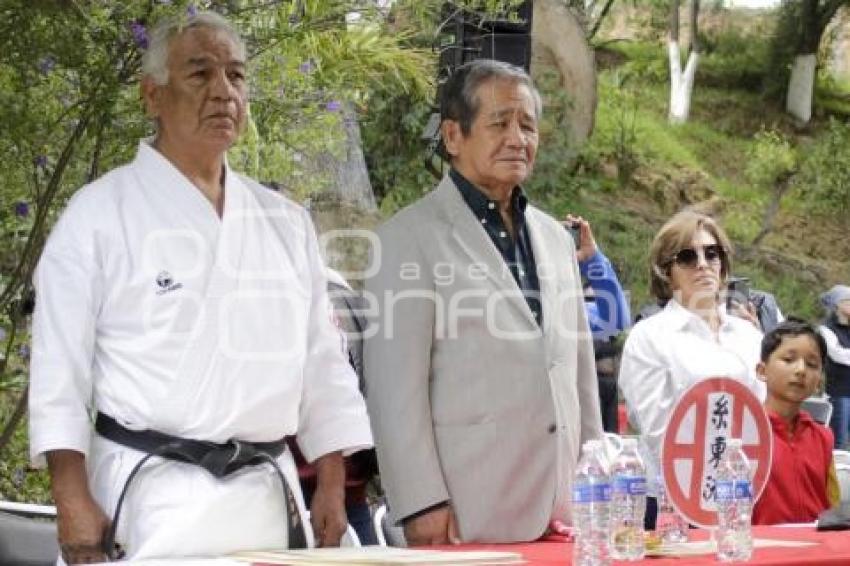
left=667, top=244, right=725, bottom=269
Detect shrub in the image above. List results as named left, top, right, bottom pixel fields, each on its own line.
left=744, top=129, right=796, bottom=188
left=793, top=118, right=850, bottom=222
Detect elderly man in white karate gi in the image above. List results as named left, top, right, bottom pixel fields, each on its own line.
left=28, top=11, right=372, bottom=564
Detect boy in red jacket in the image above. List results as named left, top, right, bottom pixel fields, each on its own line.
left=753, top=319, right=841, bottom=524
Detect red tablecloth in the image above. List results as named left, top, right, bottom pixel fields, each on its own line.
left=431, top=526, right=850, bottom=565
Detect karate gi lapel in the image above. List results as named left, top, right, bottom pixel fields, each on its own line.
left=141, top=147, right=251, bottom=432
left=435, top=176, right=539, bottom=331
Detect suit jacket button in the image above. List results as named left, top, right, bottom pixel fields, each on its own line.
left=548, top=424, right=557, bottom=434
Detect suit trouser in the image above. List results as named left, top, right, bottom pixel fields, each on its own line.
left=598, top=374, right=619, bottom=433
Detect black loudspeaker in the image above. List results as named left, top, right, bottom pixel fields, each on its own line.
left=436, top=1, right=533, bottom=78
left=424, top=1, right=533, bottom=176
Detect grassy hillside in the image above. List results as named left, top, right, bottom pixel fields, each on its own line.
left=526, top=36, right=850, bottom=321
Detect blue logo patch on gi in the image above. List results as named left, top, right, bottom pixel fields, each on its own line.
left=155, top=270, right=183, bottom=295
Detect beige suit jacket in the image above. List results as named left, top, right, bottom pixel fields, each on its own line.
left=364, top=175, right=603, bottom=542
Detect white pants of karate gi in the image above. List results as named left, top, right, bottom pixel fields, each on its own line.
left=63, top=435, right=313, bottom=561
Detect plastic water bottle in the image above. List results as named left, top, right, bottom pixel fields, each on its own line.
left=655, top=473, right=688, bottom=543
left=609, top=438, right=646, bottom=560
left=715, top=438, right=753, bottom=562
left=572, top=440, right=612, bottom=566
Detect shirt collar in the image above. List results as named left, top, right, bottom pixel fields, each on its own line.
left=450, top=168, right=528, bottom=219
left=663, top=297, right=737, bottom=334
left=766, top=408, right=813, bottom=438
left=137, top=138, right=232, bottom=180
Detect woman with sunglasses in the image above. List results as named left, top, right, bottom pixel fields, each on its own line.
left=618, top=210, right=766, bottom=529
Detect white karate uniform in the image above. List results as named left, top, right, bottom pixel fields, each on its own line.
left=618, top=299, right=766, bottom=496
left=29, top=142, right=372, bottom=559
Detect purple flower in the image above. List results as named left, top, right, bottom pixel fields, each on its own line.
left=299, top=60, right=315, bottom=74
left=325, top=100, right=342, bottom=112
left=18, top=344, right=30, bottom=360
left=187, top=4, right=197, bottom=17
left=14, top=201, right=29, bottom=218
left=130, top=21, right=149, bottom=50
left=38, top=56, right=55, bottom=75
left=33, top=155, right=47, bottom=169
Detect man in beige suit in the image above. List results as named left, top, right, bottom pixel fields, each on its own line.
left=364, top=59, right=603, bottom=545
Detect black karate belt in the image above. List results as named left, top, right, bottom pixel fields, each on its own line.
left=95, top=412, right=307, bottom=560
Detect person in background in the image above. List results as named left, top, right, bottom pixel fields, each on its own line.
left=28, top=12, right=371, bottom=563
left=750, top=289, right=784, bottom=333
left=568, top=214, right=631, bottom=433
left=289, top=268, right=378, bottom=545
left=819, top=285, right=850, bottom=449
left=618, top=210, right=765, bottom=529
left=753, top=319, right=840, bottom=524
left=725, top=276, right=785, bottom=334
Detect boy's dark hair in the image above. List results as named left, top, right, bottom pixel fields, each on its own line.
left=760, top=317, right=827, bottom=365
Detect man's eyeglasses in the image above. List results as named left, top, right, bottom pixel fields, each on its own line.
left=666, top=244, right=725, bottom=269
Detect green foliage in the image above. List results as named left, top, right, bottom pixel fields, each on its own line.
left=698, top=25, right=772, bottom=91
left=815, top=72, right=850, bottom=118
left=763, top=0, right=803, bottom=101
left=585, top=71, right=643, bottom=185
left=360, top=89, right=438, bottom=216
left=793, top=118, right=850, bottom=221
left=0, top=393, right=50, bottom=504
left=744, top=129, right=796, bottom=187
left=524, top=69, right=584, bottom=199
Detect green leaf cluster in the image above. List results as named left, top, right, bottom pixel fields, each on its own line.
left=794, top=118, right=850, bottom=220
left=744, top=129, right=796, bottom=188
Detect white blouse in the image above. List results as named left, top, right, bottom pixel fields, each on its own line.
left=618, top=299, right=765, bottom=494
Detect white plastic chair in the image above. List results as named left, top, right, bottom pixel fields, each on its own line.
left=801, top=395, right=833, bottom=426
left=0, top=501, right=59, bottom=566
left=372, top=503, right=406, bottom=547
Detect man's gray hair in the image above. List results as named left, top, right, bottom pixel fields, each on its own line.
left=440, top=59, right=542, bottom=135
left=141, top=11, right=246, bottom=86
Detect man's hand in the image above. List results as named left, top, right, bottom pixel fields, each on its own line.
left=47, top=450, right=111, bottom=564
left=564, top=214, right=597, bottom=263
left=310, top=451, right=347, bottom=547
left=403, top=505, right=461, bottom=546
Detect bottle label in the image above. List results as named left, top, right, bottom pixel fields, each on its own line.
left=614, top=475, right=647, bottom=496
left=594, top=483, right=612, bottom=502
left=573, top=484, right=593, bottom=504
left=572, top=483, right=612, bottom=503
left=715, top=479, right=734, bottom=502
left=734, top=480, right=752, bottom=499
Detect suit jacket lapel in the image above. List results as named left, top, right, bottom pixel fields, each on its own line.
left=525, top=207, right=560, bottom=343
left=433, top=176, right=539, bottom=329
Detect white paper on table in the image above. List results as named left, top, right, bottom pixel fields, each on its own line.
left=648, top=537, right=818, bottom=557
left=230, top=546, right=525, bottom=565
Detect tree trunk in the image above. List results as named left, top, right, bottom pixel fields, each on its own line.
left=668, top=43, right=700, bottom=124
left=785, top=0, right=847, bottom=123
left=668, top=0, right=700, bottom=124
left=530, top=0, right=597, bottom=152
left=329, top=105, right=378, bottom=212
left=786, top=53, right=818, bottom=123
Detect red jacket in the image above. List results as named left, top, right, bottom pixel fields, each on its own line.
left=753, top=409, right=834, bottom=525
